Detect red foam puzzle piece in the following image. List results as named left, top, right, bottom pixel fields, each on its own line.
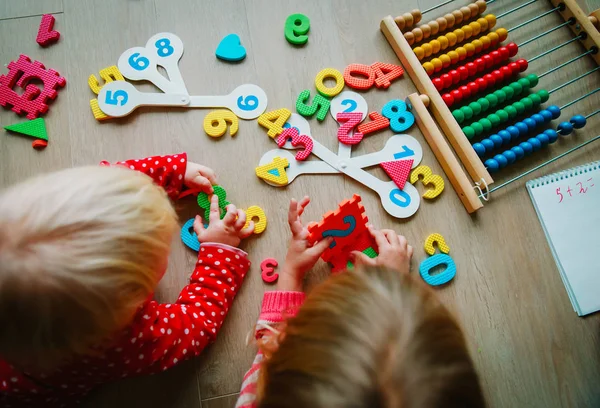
left=380, top=159, right=413, bottom=190
left=308, top=194, right=369, bottom=261
left=36, top=14, right=60, bottom=47
left=0, top=55, right=66, bottom=119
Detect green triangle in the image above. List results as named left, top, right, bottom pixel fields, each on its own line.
left=4, top=118, right=48, bottom=141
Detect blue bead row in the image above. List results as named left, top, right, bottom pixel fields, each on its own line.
left=484, top=129, right=559, bottom=173
left=557, top=114, right=587, bottom=136
left=472, top=105, right=560, bottom=158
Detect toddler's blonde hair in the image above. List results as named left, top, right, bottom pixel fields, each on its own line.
left=0, top=165, right=178, bottom=368
left=257, top=267, right=485, bottom=408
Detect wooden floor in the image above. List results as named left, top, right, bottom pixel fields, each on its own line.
left=1, top=0, right=600, bottom=407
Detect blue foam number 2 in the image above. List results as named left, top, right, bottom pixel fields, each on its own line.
left=393, top=145, right=414, bottom=160
left=237, top=95, right=259, bottom=111
left=128, top=53, right=150, bottom=71
left=322, top=215, right=356, bottom=248
left=155, top=38, right=174, bottom=57
left=341, top=99, right=357, bottom=113
left=105, top=90, right=128, bottom=106
left=389, top=188, right=411, bottom=208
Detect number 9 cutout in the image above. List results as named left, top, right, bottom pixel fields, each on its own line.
left=285, top=14, right=310, bottom=45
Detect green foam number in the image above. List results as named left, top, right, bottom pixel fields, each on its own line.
left=197, top=186, right=230, bottom=221
left=296, top=90, right=330, bottom=121
left=285, top=13, right=310, bottom=45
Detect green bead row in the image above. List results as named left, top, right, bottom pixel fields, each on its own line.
left=452, top=74, right=539, bottom=125
left=461, top=89, right=550, bottom=140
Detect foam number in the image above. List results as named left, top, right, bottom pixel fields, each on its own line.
left=315, top=68, right=345, bottom=97
left=181, top=218, right=200, bottom=251
left=276, top=127, right=313, bottom=161
left=258, top=108, right=292, bottom=138
left=88, top=66, right=124, bottom=121
left=336, top=112, right=364, bottom=145
left=322, top=215, right=356, bottom=249
left=357, top=112, right=390, bottom=135
left=409, top=165, right=445, bottom=199
left=261, top=258, right=279, bottom=283
left=244, top=206, right=267, bottom=234
left=343, top=64, right=375, bottom=90
left=419, top=254, right=456, bottom=286
left=296, top=90, right=330, bottom=121
left=197, top=186, right=230, bottom=221
left=255, top=156, right=290, bottom=185
left=382, top=99, right=415, bottom=133
left=284, top=13, right=310, bottom=45
left=145, top=33, right=187, bottom=94
left=203, top=110, right=239, bottom=137
left=371, top=62, right=404, bottom=89
left=424, top=233, right=450, bottom=256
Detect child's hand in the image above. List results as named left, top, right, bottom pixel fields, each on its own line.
left=279, top=197, right=333, bottom=292
left=350, top=226, right=413, bottom=274
left=185, top=162, right=217, bottom=194
left=193, top=195, right=254, bottom=247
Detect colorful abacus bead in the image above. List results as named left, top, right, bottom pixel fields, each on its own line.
left=472, top=105, right=561, bottom=157
left=395, top=10, right=422, bottom=31
left=485, top=129, right=558, bottom=172
left=557, top=114, right=587, bottom=136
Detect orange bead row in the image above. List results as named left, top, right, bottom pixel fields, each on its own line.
left=413, top=14, right=496, bottom=61
left=404, top=0, right=486, bottom=46
left=394, top=9, right=422, bottom=31
left=422, top=28, right=509, bottom=76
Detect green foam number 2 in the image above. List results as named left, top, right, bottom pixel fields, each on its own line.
left=285, top=13, right=310, bottom=45
left=296, top=90, right=330, bottom=121
left=197, top=186, right=230, bottom=221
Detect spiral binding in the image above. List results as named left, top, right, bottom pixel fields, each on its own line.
left=529, top=161, right=600, bottom=188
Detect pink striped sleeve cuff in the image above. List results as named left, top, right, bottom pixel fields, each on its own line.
left=259, top=291, right=305, bottom=323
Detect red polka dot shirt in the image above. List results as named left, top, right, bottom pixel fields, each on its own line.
left=0, top=153, right=250, bottom=407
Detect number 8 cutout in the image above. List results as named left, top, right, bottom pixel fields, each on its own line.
left=146, top=33, right=187, bottom=95
left=409, top=165, right=445, bottom=199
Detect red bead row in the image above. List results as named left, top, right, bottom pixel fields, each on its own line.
left=441, top=58, right=528, bottom=107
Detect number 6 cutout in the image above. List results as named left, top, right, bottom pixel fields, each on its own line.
left=145, top=33, right=188, bottom=95
left=409, top=165, right=445, bottom=199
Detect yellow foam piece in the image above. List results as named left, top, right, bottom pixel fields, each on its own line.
left=410, top=165, right=445, bottom=199
left=424, top=233, right=450, bottom=255
left=258, top=108, right=291, bottom=138
left=255, top=156, right=289, bottom=185
left=203, top=109, right=239, bottom=137
left=244, top=205, right=267, bottom=234
left=88, top=66, right=124, bottom=95
left=315, top=68, right=345, bottom=97
left=90, top=99, right=111, bottom=121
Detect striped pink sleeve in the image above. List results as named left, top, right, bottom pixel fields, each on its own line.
left=235, top=291, right=305, bottom=408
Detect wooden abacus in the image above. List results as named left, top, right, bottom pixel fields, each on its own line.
left=380, top=0, right=600, bottom=213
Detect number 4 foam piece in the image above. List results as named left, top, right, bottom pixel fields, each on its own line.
left=36, top=14, right=60, bottom=47
left=215, top=34, right=246, bottom=62
left=4, top=118, right=48, bottom=141
left=380, top=159, right=413, bottom=190
left=255, top=156, right=289, bottom=185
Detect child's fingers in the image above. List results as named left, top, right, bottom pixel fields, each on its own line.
left=223, top=204, right=238, bottom=226
left=408, top=245, right=414, bottom=259
left=397, top=235, right=408, bottom=249
left=234, top=209, right=247, bottom=230
left=209, top=195, right=221, bottom=223
left=297, top=196, right=310, bottom=216
left=308, top=236, right=333, bottom=257
left=382, top=230, right=400, bottom=246
left=368, top=225, right=389, bottom=249
left=239, top=221, right=255, bottom=238
left=193, top=215, right=206, bottom=238
left=350, top=251, right=377, bottom=267
left=197, top=165, right=218, bottom=185
left=288, top=199, right=303, bottom=236
left=189, top=175, right=214, bottom=194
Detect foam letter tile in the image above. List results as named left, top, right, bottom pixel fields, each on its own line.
left=0, top=54, right=66, bottom=119
left=419, top=253, right=456, bottom=286
left=197, top=186, right=230, bottom=221
left=261, top=258, right=279, bottom=283
left=181, top=218, right=200, bottom=251
left=255, top=156, right=289, bottom=185
left=244, top=205, right=267, bottom=234
left=380, top=159, right=413, bottom=190
left=36, top=14, right=60, bottom=47
left=4, top=118, right=48, bottom=140
left=204, top=110, right=239, bottom=137
left=258, top=108, right=291, bottom=138
left=216, top=34, right=246, bottom=62
left=424, top=233, right=450, bottom=255
left=410, top=165, right=445, bottom=199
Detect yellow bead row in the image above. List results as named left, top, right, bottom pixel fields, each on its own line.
left=413, top=14, right=496, bottom=61
left=394, top=9, right=422, bottom=31
left=404, top=0, right=486, bottom=46
left=422, top=28, right=508, bottom=76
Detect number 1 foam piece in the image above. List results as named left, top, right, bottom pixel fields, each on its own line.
left=255, top=156, right=289, bottom=185
left=215, top=34, right=247, bottom=62
left=380, top=159, right=413, bottom=190
left=36, top=14, right=60, bottom=47
left=424, top=233, right=450, bottom=255
left=4, top=118, right=48, bottom=141
left=0, top=55, right=66, bottom=119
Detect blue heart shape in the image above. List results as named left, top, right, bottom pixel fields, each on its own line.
left=216, top=34, right=246, bottom=62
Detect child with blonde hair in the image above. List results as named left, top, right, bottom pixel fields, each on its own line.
left=0, top=153, right=254, bottom=407
left=236, top=197, right=485, bottom=408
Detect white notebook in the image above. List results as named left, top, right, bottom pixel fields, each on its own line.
left=526, top=161, right=600, bottom=316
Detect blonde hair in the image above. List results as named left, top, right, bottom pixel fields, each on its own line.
left=0, top=166, right=178, bottom=368
left=258, top=267, right=485, bottom=408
